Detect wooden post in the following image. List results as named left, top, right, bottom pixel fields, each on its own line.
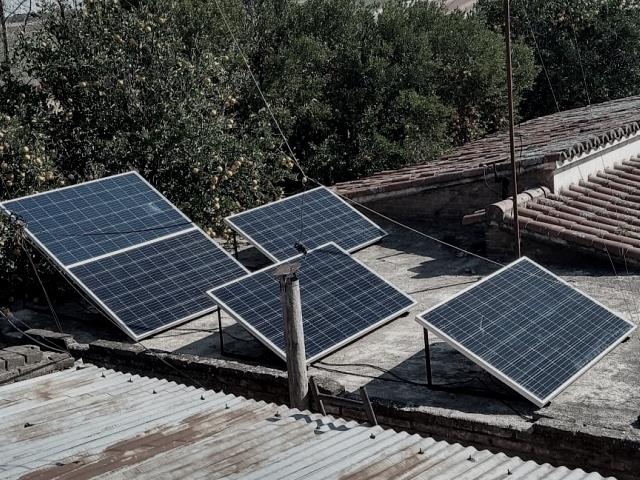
left=274, top=263, right=309, bottom=410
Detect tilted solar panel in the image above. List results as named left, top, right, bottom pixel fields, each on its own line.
left=70, top=229, right=247, bottom=338
left=1, top=172, right=247, bottom=340
left=208, top=242, right=415, bottom=363
left=225, top=186, right=386, bottom=262
left=2, top=172, right=189, bottom=266
left=416, top=257, right=636, bottom=407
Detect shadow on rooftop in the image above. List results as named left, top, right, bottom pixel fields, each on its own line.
left=372, top=221, right=498, bottom=280
left=321, top=340, right=537, bottom=418
left=173, top=321, right=286, bottom=369
left=368, top=214, right=640, bottom=279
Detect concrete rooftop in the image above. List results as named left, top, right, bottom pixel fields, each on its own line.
left=11, top=219, right=640, bottom=452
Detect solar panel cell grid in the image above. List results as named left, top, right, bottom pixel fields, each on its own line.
left=209, top=243, right=415, bottom=362
left=225, top=187, right=385, bottom=262
left=1, top=172, right=249, bottom=340
left=1, top=172, right=188, bottom=265
left=70, top=229, right=247, bottom=337
left=417, top=258, right=636, bottom=406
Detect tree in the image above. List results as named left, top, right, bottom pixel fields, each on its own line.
left=476, top=0, right=640, bottom=118
left=0, top=0, right=292, bottom=299
left=239, top=0, right=537, bottom=182
left=1, top=0, right=38, bottom=65
left=0, top=0, right=537, bottom=299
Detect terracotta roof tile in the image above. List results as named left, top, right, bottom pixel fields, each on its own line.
left=497, top=159, right=640, bottom=264
left=336, top=95, right=640, bottom=199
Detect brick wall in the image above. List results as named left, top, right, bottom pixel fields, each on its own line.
left=0, top=344, right=74, bottom=385
left=359, top=165, right=554, bottom=230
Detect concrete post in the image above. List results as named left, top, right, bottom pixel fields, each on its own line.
left=274, top=263, right=309, bottom=410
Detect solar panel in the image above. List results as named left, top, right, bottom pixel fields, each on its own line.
left=1, top=172, right=189, bottom=266
left=70, top=229, right=247, bottom=337
left=208, top=242, right=415, bottom=363
left=225, top=186, right=386, bottom=262
left=416, top=257, right=636, bottom=407
left=1, top=172, right=248, bottom=340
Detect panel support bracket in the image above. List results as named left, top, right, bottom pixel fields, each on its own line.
left=422, top=329, right=526, bottom=403
left=232, top=232, right=239, bottom=260
left=216, top=307, right=256, bottom=362
left=310, top=376, right=378, bottom=426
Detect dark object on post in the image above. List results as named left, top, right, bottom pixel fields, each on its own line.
left=294, top=242, right=308, bottom=256
left=309, top=376, right=378, bottom=426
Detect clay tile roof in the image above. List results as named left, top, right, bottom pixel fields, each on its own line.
left=336, top=95, right=640, bottom=200
left=497, top=158, right=640, bottom=265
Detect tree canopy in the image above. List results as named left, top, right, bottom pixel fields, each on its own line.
left=476, top=0, right=640, bottom=118
left=0, top=0, right=537, bottom=297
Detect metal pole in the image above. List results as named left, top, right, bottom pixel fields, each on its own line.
left=232, top=232, right=239, bottom=260
left=359, top=387, right=378, bottom=426
left=423, top=329, right=433, bottom=387
left=217, top=307, right=225, bottom=355
left=275, top=263, right=309, bottom=410
left=505, top=0, right=522, bottom=258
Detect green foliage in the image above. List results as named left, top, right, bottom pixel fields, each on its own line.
left=0, top=0, right=538, bottom=297
left=476, top=0, right=640, bottom=118
left=241, top=0, right=537, bottom=182
left=0, top=0, right=291, bottom=297
left=8, top=0, right=290, bottom=224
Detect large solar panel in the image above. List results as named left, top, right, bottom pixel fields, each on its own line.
left=1, top=172, right=248, bottom=340
left=225, top=186, right=386, bottom=262
left=2, top=172, right=189, bottom=266
left=70, top=229, right=247, bottom=337
left=208, top=243, right=415, bottom=362
left=416, top=257, right=636, bottom=407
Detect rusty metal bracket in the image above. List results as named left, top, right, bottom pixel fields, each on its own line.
left=309, top=376, right=378, bottom=426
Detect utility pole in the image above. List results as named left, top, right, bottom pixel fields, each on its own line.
left=504, top=0, right=522, bottom=258
left=274, top=263, right=309, bottom=410
left=0, top=0, right=10, bottom=66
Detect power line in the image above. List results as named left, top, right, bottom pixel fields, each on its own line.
left=314, top=361, right=533, bottom=421
left=211, top=0, right=306, bottom=181
left=562, top=13, right=640, bottom=323
left=15, top=230, right=64, bottom=333
left=521, top=7, right=562, bottom=114
left=517, top=5, right=639, bottom=324
left=0, top=309, right=68, bottom=354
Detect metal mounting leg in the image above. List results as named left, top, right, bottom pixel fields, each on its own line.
left=309, top=376, right=378, bottom=426
left=232, top=232, right=239, bottom=260
left=423, top=328, right=433, bottom=387
left=217, top=307, right=224, bottom=355
left=421, top=328, right=527, bottom=403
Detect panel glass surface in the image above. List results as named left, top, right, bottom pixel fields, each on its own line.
left=209, top=243, right=414, bottom=362
left=417, top=257, right=636, bottom=405
left=71, top=229, right=247, bottom=337
left=225, top=187, right=385, bottom=262
left=2, top=172, right=188, bottom=265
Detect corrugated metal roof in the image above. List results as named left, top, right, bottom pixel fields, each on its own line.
left=0, top=364, right=614, bottom=480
